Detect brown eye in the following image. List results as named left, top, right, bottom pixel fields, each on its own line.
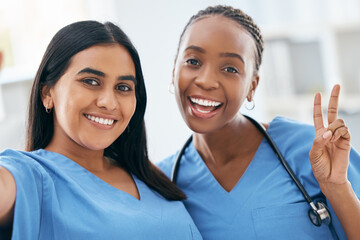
left=82, top=78, right=99, bottom=86
left=185, top=59, right=200, bottom=66
left=224, top=67, right=238, bottom=73
left=116, top=84, right=132, bottom=92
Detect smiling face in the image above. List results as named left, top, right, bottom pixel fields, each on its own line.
left=42, top=44, right=136, bottom=152
left=173, top=16, right=259, bottom=134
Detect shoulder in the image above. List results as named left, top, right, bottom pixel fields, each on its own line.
left=268, top=116, right=315, bottom=147
left=265, top=116, right=316, bottom=182
left=1, top=148, right=45, bottom=166
left=0, top=149, right=48, bottom=182
left=269, top=116, right=314, bottom=135
left=156, top=152, right=178, bottom=179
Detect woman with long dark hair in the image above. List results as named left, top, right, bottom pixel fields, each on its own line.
left=0, top=21, right=202, bottom=240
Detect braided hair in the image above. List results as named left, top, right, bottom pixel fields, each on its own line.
left=176, top=5, right=264, bottom=74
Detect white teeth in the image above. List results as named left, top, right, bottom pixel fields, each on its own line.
left=197, top=109, right=211, bottom=113
left=190, top=97, right=221, bottom=107
left=85, top=114, right=115, bottom=126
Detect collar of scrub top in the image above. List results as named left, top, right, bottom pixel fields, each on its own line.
left=171, top=115, right=337, bottom=234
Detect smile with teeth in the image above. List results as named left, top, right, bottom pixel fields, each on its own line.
left=84, top=114, right=115, bottom=126
left=190, top=97, right=222, bottom=107
left=189, top=97, right=222, bottom=113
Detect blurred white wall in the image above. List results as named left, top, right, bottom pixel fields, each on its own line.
left=0, top=0, right=359, bottom=162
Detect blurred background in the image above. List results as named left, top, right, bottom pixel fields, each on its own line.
left=0, top=0, right=359, bottom=162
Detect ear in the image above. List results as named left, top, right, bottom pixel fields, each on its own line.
left=171, top=68, right=175, bottom=85
left=172, top=58, right=177, bottom=84
left=40, top=84, right=54, bottom=110
left=247, top=75, right=260, bottom=101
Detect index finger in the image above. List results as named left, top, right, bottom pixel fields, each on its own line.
left=313, top=92, right=324, bottom=131
left=327, top=84, right=340, bottom=124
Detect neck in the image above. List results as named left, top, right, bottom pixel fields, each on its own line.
left=45, top=139, right=110, bottom=173
left=193, top=113, right=261, bottom=166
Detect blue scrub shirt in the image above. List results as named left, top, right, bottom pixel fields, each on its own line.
left=158, top=116, right=360, bottom=240
left=0, top=149, right=202, bottom=240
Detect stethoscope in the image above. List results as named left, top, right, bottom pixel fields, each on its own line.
left=171, top=115, right=339, bottom=238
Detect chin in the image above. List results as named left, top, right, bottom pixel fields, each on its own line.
left=81, top=132, right=120, bottom=149
left=80, top=140, right=114, bottom=151
left=85, top=145, right=110, bottom=151
left=186, top=120, right=215, bottom=134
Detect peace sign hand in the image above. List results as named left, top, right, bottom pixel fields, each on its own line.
left=309, top=84, right=351, bottom=186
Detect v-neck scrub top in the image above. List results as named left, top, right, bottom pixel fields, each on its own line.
left=158, top=116, right=360, bottom=240
left=0, top=149, right=202, bottom=240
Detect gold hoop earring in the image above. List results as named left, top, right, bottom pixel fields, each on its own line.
left=245, top=99, right=255, bottom=110
left=168, top=82, right=175, bottom=94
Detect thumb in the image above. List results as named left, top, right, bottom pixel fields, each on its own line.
left=309, top=130, right=332, bottom=161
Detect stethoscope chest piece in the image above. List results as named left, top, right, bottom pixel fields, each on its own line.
left=308, top=201, right=332, bottom=226
left=172, top=115, right=334, bottom=233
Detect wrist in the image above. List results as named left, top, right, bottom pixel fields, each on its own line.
left=319, top=180, right=352, bottom=197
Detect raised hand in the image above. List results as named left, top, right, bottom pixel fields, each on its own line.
left=309, top=84, right=351, bottom=185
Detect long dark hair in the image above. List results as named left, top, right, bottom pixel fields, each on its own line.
left=26, top=20, right=186, bottom=200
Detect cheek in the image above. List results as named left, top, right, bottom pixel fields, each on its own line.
left=54, top=91, right=80, bottom=115
left=130, top=99, right=137, bottom=116
left=175, top=67, right=192, bottom=98
left=225, top=82, right=248, bottom=112
left=123, top=96, right=137, bottom=118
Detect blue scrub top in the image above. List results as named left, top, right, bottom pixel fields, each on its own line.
left=0, top=149, right=202, bottom=240
left=158, top=116, right=360, bottom=240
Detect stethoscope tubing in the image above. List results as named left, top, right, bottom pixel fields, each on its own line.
left=171, top=115, right=314, bottom=204
left=171, top=135, right=193, bottom=183
left=243, top=115, right=315, bottom=205
left=171, top=115, right=338, bottom=239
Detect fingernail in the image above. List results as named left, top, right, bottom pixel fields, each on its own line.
left=323, top=130, right=332, bottom=139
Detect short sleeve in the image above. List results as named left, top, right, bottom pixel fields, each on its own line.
left=0, top=149, right=44, bottom=240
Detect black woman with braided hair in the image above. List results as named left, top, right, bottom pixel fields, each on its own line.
left=158, top=5, right=360, bottom=240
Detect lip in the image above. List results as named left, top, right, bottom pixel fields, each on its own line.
left=187, top=95, right=223, bottom=119
left=83, top=113, right=118, bottom=130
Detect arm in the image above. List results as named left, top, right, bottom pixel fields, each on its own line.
left=321, top=181, right=360, bottom=240
left=309, top=84, right=360, bottom=240
left=0, top=167, right=16, bottom=227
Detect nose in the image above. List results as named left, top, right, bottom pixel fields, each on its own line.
left=194, top=66, right=220, bottom=90
left=96, top=89, right=118, bottom=111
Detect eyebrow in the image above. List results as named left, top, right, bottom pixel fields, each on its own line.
left=185, top=46, right=244, bottom=64
left=118, top=75, right=136, bottom=83
left=185, top=45, right=206, bottom=54
left=219, top=52, right=245, bottom=64
left=78, top=68, right=105, bottom=77
left=77, top=67, right=136, bottom=83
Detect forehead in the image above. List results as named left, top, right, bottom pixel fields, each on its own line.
left=180, top=15, right=256, bottom=57
left=68, top=44, right=135, bottom=74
